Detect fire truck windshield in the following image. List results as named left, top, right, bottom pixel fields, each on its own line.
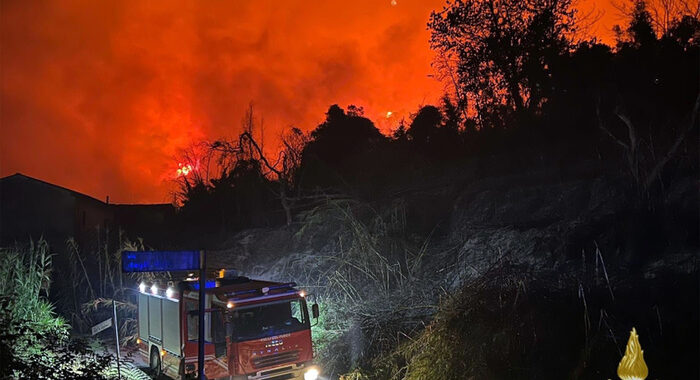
left=229, top=298, right=309, bottom=341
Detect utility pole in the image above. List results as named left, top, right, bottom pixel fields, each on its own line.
left=198, top=250, right=206, bottom=380
left=112, top=299, right=122, bottom=379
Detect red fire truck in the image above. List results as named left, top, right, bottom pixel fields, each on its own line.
left=135, top=271, right=320, bottom=380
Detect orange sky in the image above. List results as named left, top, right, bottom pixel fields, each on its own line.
left=1, top=0, right=627, bottom=203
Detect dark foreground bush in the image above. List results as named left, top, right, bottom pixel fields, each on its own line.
left=0, top=300, right=113, bottom=379
left=0, top=241, right=114, bottom=379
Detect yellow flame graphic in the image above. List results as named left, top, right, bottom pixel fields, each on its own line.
left=617, top=328, right=648, bottom=380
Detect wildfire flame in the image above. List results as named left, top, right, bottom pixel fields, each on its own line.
left=176, top=162, right=194, bottom=177
left=617, top=328, right=648, bottom=380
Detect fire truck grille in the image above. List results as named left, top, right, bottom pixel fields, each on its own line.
left=264, top=374, right=294, bottom=380
left=252, top=350, right=300, bottom=369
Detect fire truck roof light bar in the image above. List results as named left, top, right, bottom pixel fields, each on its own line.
left=190, top=280, right=218, bottom=290
left=224, top=282, right=297, bottom=298
left=225, top=288, right=259, bottom=297
left=266, top=282, right=297, bottom=291
left=227, top=289, right=299, bottom=303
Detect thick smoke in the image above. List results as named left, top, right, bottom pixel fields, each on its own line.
left=0, top=0, right=619, bottom=202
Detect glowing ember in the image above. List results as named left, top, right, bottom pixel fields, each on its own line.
left=176, top=163, right=194, bottom=177
left=386, top=111, right=393, bottom=118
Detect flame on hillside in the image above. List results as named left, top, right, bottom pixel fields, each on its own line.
left=176, top=162, right=195, bottom=177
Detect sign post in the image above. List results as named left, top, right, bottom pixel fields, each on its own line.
left=113, top=299, right=122, bottom=379
left=91, top=317, right=112, bottom=336
left=90, top=308, right=122, bottom=379
left=198, top=250, right=206, bottom=380
left=122, top=250, right=207, bottom=380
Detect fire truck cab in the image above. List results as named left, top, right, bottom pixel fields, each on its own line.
left=135, top=271, right=320, bottom=380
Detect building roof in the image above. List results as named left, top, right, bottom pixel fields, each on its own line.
left=0, top=173, right=173, bottom=208
left=0, top=172, right=106, bottom=204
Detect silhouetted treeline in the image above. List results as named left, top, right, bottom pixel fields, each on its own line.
left=174, top=1, right=698, bottom=245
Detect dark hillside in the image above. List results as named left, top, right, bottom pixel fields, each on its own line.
left=202, top=163, right=697, bottom=378
left=167, top=12, right=700, bottom=374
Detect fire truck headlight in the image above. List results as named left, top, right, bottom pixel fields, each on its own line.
left=304, top=366, right=320, bottom=380
left=139, top=282, right=146, bottom=293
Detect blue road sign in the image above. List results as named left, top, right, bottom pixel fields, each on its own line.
left=121, top=250, right=200, bottom=272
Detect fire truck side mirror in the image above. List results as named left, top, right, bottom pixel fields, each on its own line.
left=311, top=303, right=319, bottom=319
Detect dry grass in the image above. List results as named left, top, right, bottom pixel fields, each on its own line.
left=255, top=199, right=450, bottom=376
left=65, top=234, right=152, bottom=343
left=338, top=263, right=539, bottom=380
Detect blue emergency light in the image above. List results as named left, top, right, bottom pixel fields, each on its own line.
left=121, top=250, right=201, bottom=272
left=191, top=280, right=218, bottom=290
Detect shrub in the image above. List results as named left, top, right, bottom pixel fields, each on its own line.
left=0, top=240, right=115, bottom=379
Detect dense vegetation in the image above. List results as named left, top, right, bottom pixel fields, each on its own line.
left=0, top=239, right=158, bottom=379
left=171, top=1, right=698, bottom=378
left=174, top=0, right=698, bottom=246
left=0, top=241, right=115, bottom=379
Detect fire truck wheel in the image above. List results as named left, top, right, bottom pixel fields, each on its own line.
left=149, top=347, right=162, bottom=377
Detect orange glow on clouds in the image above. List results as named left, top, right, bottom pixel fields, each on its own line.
left=1, top=0, right=624, bottom=203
